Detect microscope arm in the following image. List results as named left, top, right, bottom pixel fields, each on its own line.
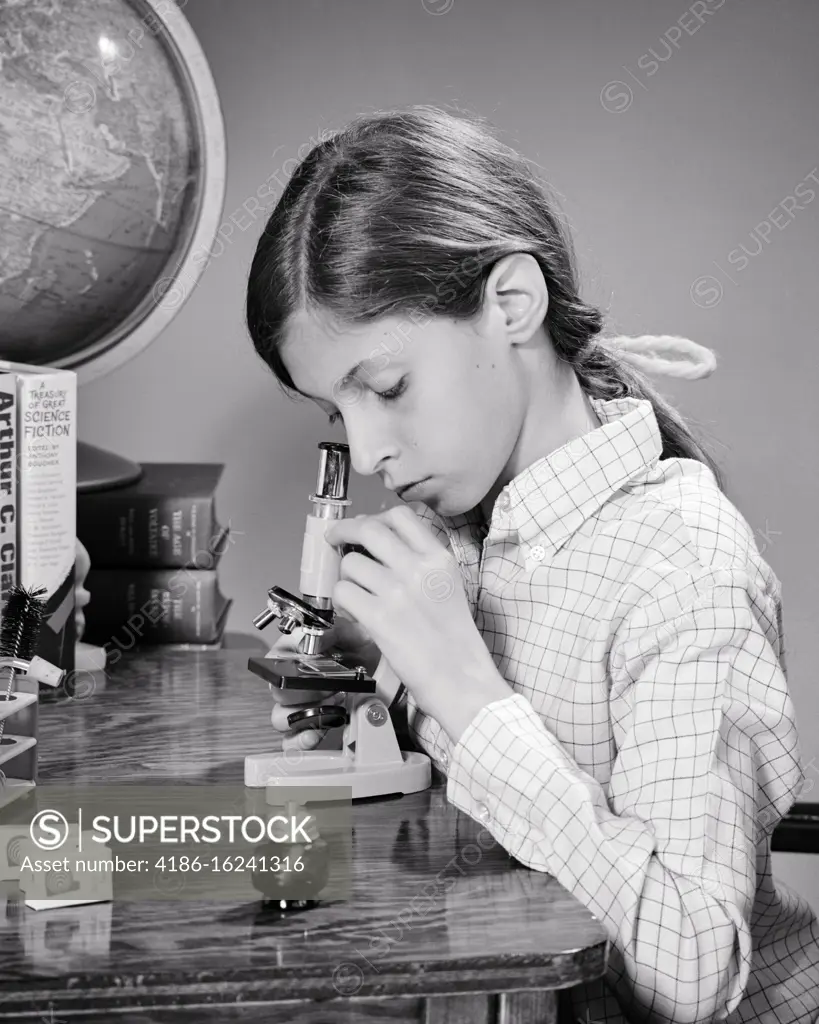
left=373, top=656, right=425, bottom=755
left=372, top=655, right=403, bottom=709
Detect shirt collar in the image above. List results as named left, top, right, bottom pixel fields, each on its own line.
left=437, top=396, right=663, bottom=556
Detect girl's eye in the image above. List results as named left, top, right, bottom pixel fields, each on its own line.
left=327, top=375, right=407, bottom=424
left=377, top=376, right=408, bottom=403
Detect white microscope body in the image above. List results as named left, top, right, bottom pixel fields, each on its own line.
left=244, top=442, right=430, bottom=804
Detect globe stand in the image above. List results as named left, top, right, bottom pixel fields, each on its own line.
left=77, top=441, right=143, bottom=494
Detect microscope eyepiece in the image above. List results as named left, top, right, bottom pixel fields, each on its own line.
left=315, top=443, right=350, bottom=501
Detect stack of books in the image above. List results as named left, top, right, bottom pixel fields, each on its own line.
left=78, top=464, right=233, bottom=653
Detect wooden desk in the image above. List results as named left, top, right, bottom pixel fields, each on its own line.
left=0, top=650, right=608, bottom=1023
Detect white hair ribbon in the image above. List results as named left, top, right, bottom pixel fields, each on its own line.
left=601, top=334, right=717, bottom=380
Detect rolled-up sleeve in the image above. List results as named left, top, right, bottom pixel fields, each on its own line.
left=446, top=569, right=804, bottom=1024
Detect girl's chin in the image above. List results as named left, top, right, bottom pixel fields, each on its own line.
left=420, top=491, right=467, bottom=517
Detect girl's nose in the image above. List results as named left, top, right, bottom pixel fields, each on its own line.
left=345, top=422, right=395, bottom=479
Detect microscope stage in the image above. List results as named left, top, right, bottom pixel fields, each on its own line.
left=247, top=655, right=377, bottom=693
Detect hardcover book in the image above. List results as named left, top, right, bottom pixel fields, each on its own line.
left=83, top=567, right=232, bottom=646
left=77, top=463, right=229, bottom=569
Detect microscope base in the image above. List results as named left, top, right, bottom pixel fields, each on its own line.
left=244, top=750, right=431, bottom=802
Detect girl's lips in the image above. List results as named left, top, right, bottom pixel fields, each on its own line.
left=397, top=477, right=430, bottom=499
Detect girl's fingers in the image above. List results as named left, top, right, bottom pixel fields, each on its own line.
left=332, top=617, right=373, bottom=649
left=278, top=729, right=323, bottom=753
left=282, top=729, right=323, bottom=752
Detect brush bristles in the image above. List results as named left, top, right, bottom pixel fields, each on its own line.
left=0, top=585, right=48, bottom=662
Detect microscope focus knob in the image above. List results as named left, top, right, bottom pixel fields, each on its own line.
left=287, top=704, right=349, bottom=732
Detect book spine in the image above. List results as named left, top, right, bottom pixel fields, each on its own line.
left=77, top=495, right=222, bottom=568
left=17, top=371, right=77, bottom=674
left=0, top=373, right=35, bottom=784
left=0, top=373, right=18, bottom=623
left=83, top=568, right=228, bottom=644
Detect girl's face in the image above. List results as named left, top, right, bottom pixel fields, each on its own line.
left=280, top=306, right=528, bottom=517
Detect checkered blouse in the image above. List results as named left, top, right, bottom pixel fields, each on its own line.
left=399, top=395, right=819, bottom=1024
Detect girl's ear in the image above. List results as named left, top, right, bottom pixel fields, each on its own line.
left=485, top=253, right=548, bottom=344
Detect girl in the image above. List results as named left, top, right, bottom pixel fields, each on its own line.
left=245, top=106, right=819, bottom=1024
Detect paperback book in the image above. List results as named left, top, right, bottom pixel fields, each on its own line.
left=0, top=360, right=77, bottom=674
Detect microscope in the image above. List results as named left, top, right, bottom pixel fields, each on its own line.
left=244, top=442, right=431, bottom=803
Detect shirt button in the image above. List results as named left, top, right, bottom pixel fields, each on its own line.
left=475, top=802, right=491, bottom=824
left=440, top=752, right=449, bottom=768
left=528, top=544, right=545, bottom=561
left=497, top=492, right=510, bottom=512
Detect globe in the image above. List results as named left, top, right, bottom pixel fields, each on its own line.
left=0, top=0, right=226, bottom=487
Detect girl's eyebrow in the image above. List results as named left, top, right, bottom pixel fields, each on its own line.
left=295, top=355, right=398, bottom=400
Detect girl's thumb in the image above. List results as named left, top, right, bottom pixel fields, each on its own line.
left=282, top=729, right=324, bottom=752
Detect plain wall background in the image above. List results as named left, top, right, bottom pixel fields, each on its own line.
left=79, top=0, right=819, bottom=904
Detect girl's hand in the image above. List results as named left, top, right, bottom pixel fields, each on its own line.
left=324, top=506, right=508, bottom=735
left=75, top=538, right=92, bottom=641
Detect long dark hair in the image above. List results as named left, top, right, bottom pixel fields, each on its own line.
left=246, top=104, right=725, bottom=492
